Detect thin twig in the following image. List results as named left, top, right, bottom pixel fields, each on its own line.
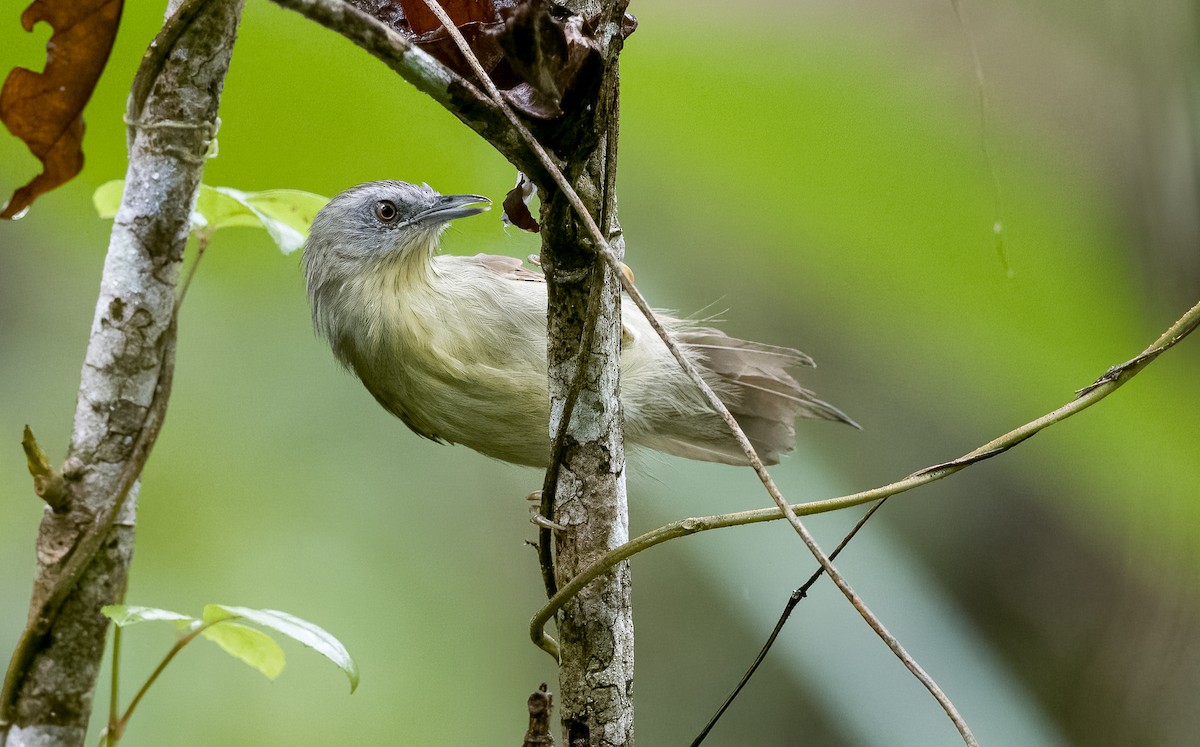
left=415, top=2, right=973, bottom=740
left=691, top=499, right=888, bottom=745
left=531, top=295, right=1200, bottom=660
left=106, top=624, right=122, bottom=746
left=1, top=0, right=227, bottom=728
left=949, top=0, right=1008, bottom=274
left=521, top=683, right=554, bottom=747
left=268, top=0, right=545, bottom=180
left=111, top=622, right=213, bottom=743
left=21, top=425, right=67, bottom=511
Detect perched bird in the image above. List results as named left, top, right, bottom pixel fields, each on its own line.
left=303, top=180, right=856, bottom=468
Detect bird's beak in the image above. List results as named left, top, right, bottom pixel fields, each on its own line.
left=412, top=193, right=491, bottom=225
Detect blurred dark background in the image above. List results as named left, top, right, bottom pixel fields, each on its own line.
left=2, top=1, right=1198, bottom=744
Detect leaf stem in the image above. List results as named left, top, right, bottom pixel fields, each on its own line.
left=109, top=623, right=214, bottom=744
left=106, top=625, right=122, bottom=746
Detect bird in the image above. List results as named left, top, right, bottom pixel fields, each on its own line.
left=302, top=180, right=856, bottom=469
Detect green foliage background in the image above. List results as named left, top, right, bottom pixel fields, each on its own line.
left=2, top=2, right=1197, bottom=744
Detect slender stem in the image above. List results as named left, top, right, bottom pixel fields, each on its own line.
left=532, top=295, right=1200, bottom=646
left=691, top=499, right=888, bottom=745
left=532, top=296, right=1200, bottom=711
left=112, top=623, right=212, bottom=742
left=1, top=0, right=239, bottom=731
left=177, top=233, right=209, bottom=306
left=107, top=624, right=122, bottom=746
left=949, top=0, right=1007, bottom=274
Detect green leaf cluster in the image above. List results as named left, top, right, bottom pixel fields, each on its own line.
left=102, top=603, right=359, bottom=692
left=93, top=182, right=328, bottom=254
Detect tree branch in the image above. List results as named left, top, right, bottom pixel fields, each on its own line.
left=408, top=1, right=633, bottom=742
left=1, top=2, right=244, bottom=744
left=530, top=295, right=1200, bottom=653
left=267, top=0, right=549, bottom=181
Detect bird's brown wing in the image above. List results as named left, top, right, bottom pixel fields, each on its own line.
left=469, top=252, right=641, bottom=346
left=469, top=253, right=546, bottom=283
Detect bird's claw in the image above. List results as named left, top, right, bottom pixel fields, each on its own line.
left=530, top=512, right=568, bottom=532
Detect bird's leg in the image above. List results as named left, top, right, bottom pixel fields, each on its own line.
left=527, top=490, right=568, bottom=531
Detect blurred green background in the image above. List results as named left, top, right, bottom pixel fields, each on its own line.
left=3, top=1, right=1199, bottom=744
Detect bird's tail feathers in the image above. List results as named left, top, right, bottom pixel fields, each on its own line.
left=639, top=326, right=856, bottom=466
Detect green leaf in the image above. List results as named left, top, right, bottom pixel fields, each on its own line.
left=102, top=605, right=195, bottom=628
left=218, top=187, right=329, bottom=242
left=203, top=605, right=359, bottom=692
left=93, top=180, right=124, bottom=219
left=195, top=186, right=329, bottom=253
left=93, top=181, right=328, bottom=254
left=201, top=621, right=286, bottom=680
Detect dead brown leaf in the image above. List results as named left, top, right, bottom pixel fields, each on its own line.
left=351, top=0, right=634, bottom=122
left=1, top=0, right=124, bottom=219
left=502, top=171, right=539, bottom=232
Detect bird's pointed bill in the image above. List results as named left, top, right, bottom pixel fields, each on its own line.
left=413, top=194, right=491, bottom=225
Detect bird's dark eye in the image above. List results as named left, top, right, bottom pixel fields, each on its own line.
left=374, top=200, right=399, bottom=223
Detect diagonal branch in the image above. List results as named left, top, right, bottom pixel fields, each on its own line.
left=267, top=0, right=548, bottom=181
left=691, top=498, right=889, bottom=746
left=530, top=294, right=1200, bottom=653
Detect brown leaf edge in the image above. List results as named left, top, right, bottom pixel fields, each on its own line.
left=349, top=0, right=634, bottom=122
left=502, top=171, right=540, bottom=232
left=1, top=0, right=124, bottom=219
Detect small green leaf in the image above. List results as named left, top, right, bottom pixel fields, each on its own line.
left=197, top=186, right=328, bottom=254
left=204, top=605, right=359, bottom=692
left=223, top=188, right=329, bottom=239
left=191, top=186, right=264, bottom=234
left=102, top=605, right=194, bottom=628
left=93, top=181, right=328, bottom=254
left=93, top=180, right=124, bottom=219
left=201, top=621, right=286, bottom=680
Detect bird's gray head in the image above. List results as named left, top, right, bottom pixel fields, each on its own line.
left=303, top=180, right=490, bottom=344
left=305, top=180, right=490, bottom=265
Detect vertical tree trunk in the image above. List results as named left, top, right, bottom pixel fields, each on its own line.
left=543, top=3, right=632, bottom=743
left=1, top=2, right=244, bottom=744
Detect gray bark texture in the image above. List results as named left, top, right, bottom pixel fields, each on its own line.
left=545, top=182, right=633, bottom=747
left=0, top=1, right=245, bottom=744
left=543, top=3, right=633, bottom=744
left=272, top=1, right=637, bottom=740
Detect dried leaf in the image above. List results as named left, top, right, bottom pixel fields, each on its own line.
left=394, top=0, right=499, bottom=35
left=349, top=0, right=518, bottom=83
left=620, top=12, right=637, bottom=39
left=347, top=0, right=633, bottom=122
left=349, top=0, right=408, bottom=28
left=1, top=0, right=124, bottom=219
left=502, top=171, right=539, bottom=232
left=488, top=0, right=606, bottom=120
